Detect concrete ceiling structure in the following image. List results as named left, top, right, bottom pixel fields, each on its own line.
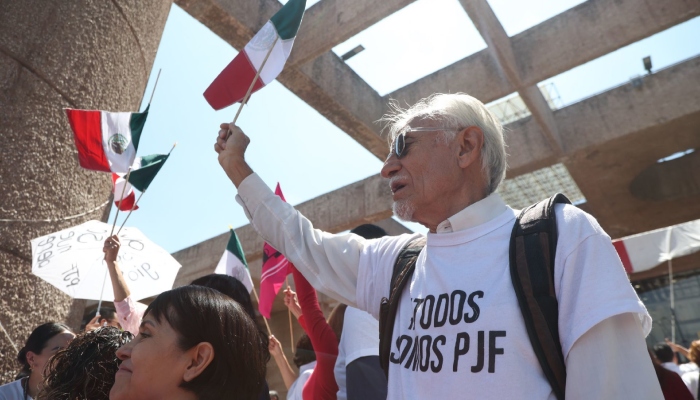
left=169, top=0, right=700, bottom=286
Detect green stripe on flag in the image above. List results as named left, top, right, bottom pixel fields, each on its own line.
left=227, top=229, right=248, bottom=268
left=270, top=0, right=306, bottom=40
left=129, top=104, right=149, bottom=151
left=128, top=153, right=169, bottom=192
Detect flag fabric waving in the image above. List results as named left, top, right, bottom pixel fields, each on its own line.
left=203, top=0, right=306, bottom=110
left=258, top=183, right=292, bottom=319
left=112, top=173, right=139, bottom=211
left=215, top=229, right=254, bottom=293
left=127, top=154, right=170, bottom=192
left=613, top=219, right=700, bottom=273
left=65, top=106, right=149, bottom=173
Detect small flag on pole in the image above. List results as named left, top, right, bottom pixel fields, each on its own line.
left=112, top=173, right=139, bottom=211
left=258, top=183, right=292, bottom=319
left=203, top=0, right=306, bottom=110
left=127, top=154, right=170, bottom=192
left=215, top=229, right=254, bottom=293
left=65, top=106, right=149, bottom=173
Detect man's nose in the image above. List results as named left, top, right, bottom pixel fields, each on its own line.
left=381, top=153, right=400, bottom=178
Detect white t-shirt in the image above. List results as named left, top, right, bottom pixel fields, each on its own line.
left=334, top=307, right=381, bottom=400
left=0, top=379, right=31, bottom=400
left=287, top=361, right=316, bottom=400
left=681, top=362, right=699, bottom=374
left=356, top=205, right=651, bottom=400
left=683, top=369, right=700, bottom=400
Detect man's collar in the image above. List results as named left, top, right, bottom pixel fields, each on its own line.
left=436, top=192, right=507, bottom=233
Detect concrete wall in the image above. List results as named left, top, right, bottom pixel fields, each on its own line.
left=0, top=0, right=172, bottom=383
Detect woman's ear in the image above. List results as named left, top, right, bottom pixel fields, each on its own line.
left=456, top=126, right=484, bottom=169
left=25, top=351, right=37, bottom=370
left=182, top=342, right=215, bottom=382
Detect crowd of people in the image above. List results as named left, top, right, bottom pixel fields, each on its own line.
left=0, top=93, right=681, bottom=399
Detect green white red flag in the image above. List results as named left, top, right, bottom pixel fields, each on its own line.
left=112, top=173, right=139, bottom=211
left=127, top=154, right=170, bottom=193
left=203, top=0, right=306, bottom=110
left=65, top=106, right=149, bottom=173
left=215, top=229, right=254, bottom=293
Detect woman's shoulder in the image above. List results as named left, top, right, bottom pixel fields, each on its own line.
left=0, top=379, right=24, bottom=399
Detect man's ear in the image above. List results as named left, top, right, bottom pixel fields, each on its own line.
left=182, top=342, right=215, bottom=382
left=456, top=126, right=484, bottom=169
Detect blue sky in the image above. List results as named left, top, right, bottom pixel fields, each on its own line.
left=111, top=1, right=700, bottom=253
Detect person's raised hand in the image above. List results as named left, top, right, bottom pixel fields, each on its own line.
left=215, top=123, right=253, bottom=187
left=283, top=287, right=302, bottom=319
left=85, top=314, right=101, bottom=332
left=103, top=235, right=121, bottom=263
left=269, top=335, right=283, bottom=358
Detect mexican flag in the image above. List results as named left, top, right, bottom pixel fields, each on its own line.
left=112, top=173, right=139, bottom=211
left=127, top=153, right=170, bottom=193
left=215, top=229, right=254, bottom=293
left=203, top=0, right=306, bottom=110
left=65, top=106, right=149, bottom=173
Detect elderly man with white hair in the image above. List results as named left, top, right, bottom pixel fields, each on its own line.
left=214, top=93, right=662, bottom=399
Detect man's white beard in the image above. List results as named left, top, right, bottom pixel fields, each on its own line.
left=393, top=199, right=415, bottom=222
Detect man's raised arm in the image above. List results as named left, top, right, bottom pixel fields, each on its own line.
left=214, top=123, right=364, bottom=307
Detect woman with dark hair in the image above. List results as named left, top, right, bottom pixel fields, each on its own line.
left=189, top=274, right=256, bottom=322
left=0, top=322, right=74, bottom=399
left=109, top=285, right=269, bottom=400
left=37, top=327, right=133, bottom=400
left=190, top=274, right=271, bottom=400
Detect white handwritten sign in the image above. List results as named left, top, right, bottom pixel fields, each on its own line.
left=31, top=220, right=181, bottom=301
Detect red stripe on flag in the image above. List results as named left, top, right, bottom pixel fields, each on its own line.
left=115, top=192, right=139, bottom=211
left=65, top=109, right=110, bottom=172
left=613, top=240, right=634, bottom=274
left=203, top=51, right=265, bottom=110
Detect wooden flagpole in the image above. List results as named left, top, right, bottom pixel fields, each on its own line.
left=286, top=276, right=295, bottom=353
left=148, top=69, right=162, bottom=106
left=116, top=142, right=176, bottom=235
left=251, top=285, right=273, bottom=336
left=110, top=168, right=132, bottom=236
left=226, top=36, right=279, bottom=139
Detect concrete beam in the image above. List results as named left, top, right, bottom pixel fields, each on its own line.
left=386, top=49, right=513, bottom=106
left=458, top=0, right=563, bottom=154
left=388, top=0, right=699, bottom=106
left=288, top=0, right=416, bottom=67
left=175, top=0, right=389, bottom=159
left=512, top=0, right=700, bottom=87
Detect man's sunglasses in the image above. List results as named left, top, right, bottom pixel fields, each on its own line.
left=392, top=127, right=461, bottom=158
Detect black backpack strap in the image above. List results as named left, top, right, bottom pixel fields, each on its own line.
left=378, top=236, right=426, bottom=377
left=510, top=193, right=571, bottom=400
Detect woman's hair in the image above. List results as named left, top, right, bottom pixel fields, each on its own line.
left=327, top=303, right=347, bottom=343
left=145, top=285, right=269, bottom=400
left=189, top=274, right=256, bottom=320
left=16, top=322, right=73, bottom=379
left=38, top=327, right=133, bottom=400
left=688, top=340, right=700, bottom=364
left=293, top=334, right=316, bottom=369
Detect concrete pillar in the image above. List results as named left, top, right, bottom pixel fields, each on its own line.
left=0, top=0, right=172, bottom=382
